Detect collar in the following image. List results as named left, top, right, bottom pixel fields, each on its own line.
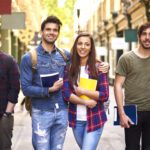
left=37, top=44, right=58, bottom=54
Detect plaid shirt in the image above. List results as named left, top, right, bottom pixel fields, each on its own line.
left=62, top=64, right=109, bottom=132
left=0, top=51, right=20, bottom=114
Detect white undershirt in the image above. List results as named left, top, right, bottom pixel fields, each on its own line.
left=76, top=66, right=88, bottom=121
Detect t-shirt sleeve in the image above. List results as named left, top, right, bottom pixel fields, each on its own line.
left=115, top=55, right=129, bottom=77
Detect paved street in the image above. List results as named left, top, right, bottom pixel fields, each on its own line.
left=12, top=86, right=125, bottom=150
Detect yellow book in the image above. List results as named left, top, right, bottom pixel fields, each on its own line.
left=79, top=78, right=97, bottom=100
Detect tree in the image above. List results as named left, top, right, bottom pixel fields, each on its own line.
left=41, top=0, right=77, bottom=50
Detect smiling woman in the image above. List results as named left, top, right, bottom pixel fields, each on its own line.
left=76, top=36, right=91, bottom=62
left=62, top=32, right=109, bottom=150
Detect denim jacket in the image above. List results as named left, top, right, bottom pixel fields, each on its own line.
left=20, top=44, right=70, bottom=110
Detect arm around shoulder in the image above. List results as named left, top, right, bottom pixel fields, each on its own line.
left=98, top=73, right=109, bottom=102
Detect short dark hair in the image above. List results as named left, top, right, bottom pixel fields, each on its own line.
left=41, top=15, right=62, bottom=31
left=138, top=22, right=150, bottom=37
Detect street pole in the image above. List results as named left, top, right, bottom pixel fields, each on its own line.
left=77, top=9, right=80, bottom=34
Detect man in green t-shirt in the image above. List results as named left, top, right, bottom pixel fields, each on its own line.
left=114, top=22, right=150, bottom=150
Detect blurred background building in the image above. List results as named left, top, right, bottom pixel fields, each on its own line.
left=74, top=0, right=150, bottom=84
left=0, top=0, right=149, bottom=83
left=0, top=0, right=45, bottom=63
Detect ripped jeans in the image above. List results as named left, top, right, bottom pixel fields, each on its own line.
left=32, top=108, right=68, bottom=150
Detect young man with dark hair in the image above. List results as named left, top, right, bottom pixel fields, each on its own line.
left=0, top=51, right=20, bottom=150
left=41, top=15, right=62, bottom=31
left=20, top=15, right=70, bottom=150
left=20, top=15, right=109, bottom=150
left=114, top=22, right=150, bottom=150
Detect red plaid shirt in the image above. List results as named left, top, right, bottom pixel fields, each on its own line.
left=62, top=65, right=109, bottom=132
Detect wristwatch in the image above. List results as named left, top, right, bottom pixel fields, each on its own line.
left=3, top=112, right=13, bottom=117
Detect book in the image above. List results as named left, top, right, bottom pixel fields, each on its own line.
left=79, top=78, right=97, bottom=100
left=113, top=104, right=138, bottom=125
left=40, top=72, right=59, bottom=87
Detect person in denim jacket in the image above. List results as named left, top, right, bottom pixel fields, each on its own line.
left=20, top=16, right=70, bottom=150
left=20, top=16, right=109, bottom=150
left=62, top=32, right=109, bottom=150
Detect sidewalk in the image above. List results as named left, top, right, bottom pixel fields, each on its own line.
left=12, top=86, right=125, bottom=150
left=99, top=86, right=125, bottom=150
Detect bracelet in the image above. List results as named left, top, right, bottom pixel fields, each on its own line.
left=3, top=112, right=12, bottom=117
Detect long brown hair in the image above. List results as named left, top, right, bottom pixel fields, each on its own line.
left=69, top=32, right=98, bottom=85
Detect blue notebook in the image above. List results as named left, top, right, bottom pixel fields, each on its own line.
left=114, top=104, right=138, bottom=125
left=40, top=72, right=59, bottom=87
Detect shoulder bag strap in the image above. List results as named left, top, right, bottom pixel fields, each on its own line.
left=57, top=48, right=68, bottom=62
left=29, top=49, right=37, bottom=73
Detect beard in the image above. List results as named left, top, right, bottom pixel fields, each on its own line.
left=45, top=39, right=55, bottom=45
left=42, top=36, right=57, bottom=45
left=139, top=39, right=150, bottom=50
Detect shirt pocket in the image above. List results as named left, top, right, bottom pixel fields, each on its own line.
left=53, top=59, right=66, bottom=78
left=37, top=61, right=52, bottom=74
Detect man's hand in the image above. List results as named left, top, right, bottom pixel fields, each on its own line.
left=98, top=62, right=109, bottom=73
left=120, top=113, right=134, bottom=128
left=49, top=79, right=63, bottom=92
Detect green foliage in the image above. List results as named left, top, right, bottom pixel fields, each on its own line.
left=41, top=0, right=77, bottom=49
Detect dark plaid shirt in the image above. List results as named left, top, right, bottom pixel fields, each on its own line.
left=62, top=65, right=109, bottom=132
left=0, top=51, right=20, bottom=114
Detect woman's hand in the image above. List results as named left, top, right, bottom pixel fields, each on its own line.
left=84, top=99, right=97, bottom=108
left=74, top=85, right=85, bottom=96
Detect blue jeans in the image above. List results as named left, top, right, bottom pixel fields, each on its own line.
left=32, top=108, right=68, bottom=150
left=73, top=121, right=104, bottom=150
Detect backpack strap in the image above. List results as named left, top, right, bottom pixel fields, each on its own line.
left=57, top=48, right=69, bottom=63
left=23, top=49, right=37, bottom=116
left=29, top=48, right=69, bottom=70
left=29, top=49, right=37, bottom=72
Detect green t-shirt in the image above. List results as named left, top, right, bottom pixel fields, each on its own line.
left=116, top=51, right=150, bottom=111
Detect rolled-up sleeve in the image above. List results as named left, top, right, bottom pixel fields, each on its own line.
left=98, top=73, right=109, bottom=102
left=62, top=66, right=72, bottom=102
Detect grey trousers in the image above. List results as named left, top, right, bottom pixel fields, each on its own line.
left=0, top=115, right=14, bottom=150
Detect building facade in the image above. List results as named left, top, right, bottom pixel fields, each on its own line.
left=76, top=0, right=149, bottom=84
left=0, top=0, right=45, bottom=64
